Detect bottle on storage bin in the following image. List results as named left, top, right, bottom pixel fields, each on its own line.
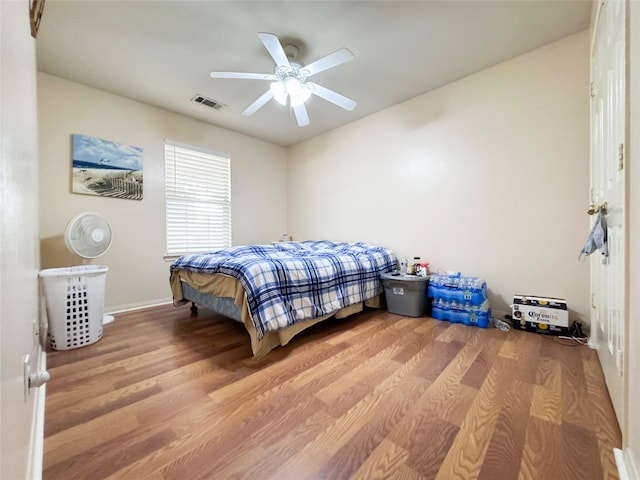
left=419, top=262, right=430, bottom=277
left=413, top=257, right=421, bottom=275
left=400, top=256, right=408, bottom=274
left=406, top=260, right=415, bottom=275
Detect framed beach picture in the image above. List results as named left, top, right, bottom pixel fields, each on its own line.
left=29, top=0, right=46, bottom=38
left=71, top=134, right=143, bottom=200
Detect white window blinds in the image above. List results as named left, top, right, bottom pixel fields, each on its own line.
left=165, top=141, right=231, bottom=255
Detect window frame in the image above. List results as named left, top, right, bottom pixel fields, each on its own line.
left=164, top=140, right=232, bottom=257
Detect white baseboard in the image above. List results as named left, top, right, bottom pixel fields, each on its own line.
left=26, top=349, right=46, bottom=480
left=615, top=448, right=639, bottom=480
left=106, top=297, right=173, bottom=315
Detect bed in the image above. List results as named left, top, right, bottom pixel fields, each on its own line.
left=170, top=240, right=396, bottom=357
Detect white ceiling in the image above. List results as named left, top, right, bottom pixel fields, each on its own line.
left=36, top=1, right=592, bottom=147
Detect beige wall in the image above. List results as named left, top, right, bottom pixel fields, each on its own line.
left=38, top=73, right=288, bottom=311
left=288, top=31, right=591, bottom=324
left=1, top=1, right=43, bottom=478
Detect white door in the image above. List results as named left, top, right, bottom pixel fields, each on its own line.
left=0, top=2, right=48, bottom=479
left=589, top=0, right=627, bottom=428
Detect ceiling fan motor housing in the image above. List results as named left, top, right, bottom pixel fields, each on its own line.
left=283, top=44, right=299, bottom=62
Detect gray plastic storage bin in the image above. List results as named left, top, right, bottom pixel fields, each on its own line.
left=381, top=272, right=430, bottom=317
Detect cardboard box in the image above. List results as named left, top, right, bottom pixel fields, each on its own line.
left=511, top=295, right=569, bottom=335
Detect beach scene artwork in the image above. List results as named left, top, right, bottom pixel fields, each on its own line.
left=71, top=134, right=143, bottom=200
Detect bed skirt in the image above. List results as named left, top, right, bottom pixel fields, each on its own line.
left=170, top=269, right=383, bottom=358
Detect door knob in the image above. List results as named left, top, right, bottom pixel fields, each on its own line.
left=587, top=202, right=607, bottom=215
left=23, top=354, right=50, bottom=400
left=29, top=370, right=51, bottom=388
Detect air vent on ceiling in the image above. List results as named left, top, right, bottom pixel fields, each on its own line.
left=191, top=94, right=226, bottom=110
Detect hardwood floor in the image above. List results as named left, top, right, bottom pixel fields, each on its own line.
left=43, top=304, right=622, bottom=479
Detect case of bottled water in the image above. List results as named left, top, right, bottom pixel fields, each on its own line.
left=428, top=272, right=490, bottom=328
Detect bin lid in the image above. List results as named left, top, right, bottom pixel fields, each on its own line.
left=380, top=272, right=429, bottom=282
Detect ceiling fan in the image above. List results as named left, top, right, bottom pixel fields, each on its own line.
left=210, top=32, right=357, bottom=127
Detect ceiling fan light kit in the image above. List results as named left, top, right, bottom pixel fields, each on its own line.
left=209, top=32, right=356, bottom=127
left=270, top=77, right=312, bottom=107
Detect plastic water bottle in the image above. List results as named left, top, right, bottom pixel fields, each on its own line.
left=473, top=278, right=487, bottom=304
left=432, top=298, right=444, bottom=320
left=428, top=275, right=442, bottom=298
left=449, top=301, right=460, bottom=323
left=461, top=277, right=472, bottom=302
left=441, top=299, right=451, bottom=322
left=444, top=273, right=460, bottom=302
left=469, top=301, right=491, bottom=328
left=462, top=303, right=472, bottom=326
left=400, top=256, right=408, bottom=274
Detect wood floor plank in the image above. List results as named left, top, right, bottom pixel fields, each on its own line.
left=45, top=427, right=177, bottom=480
left=315, top=374, right=431, bottom=480
left=349, top=438, right=410, bottom=480
left=207, top=340, right=350, bottom=406
left=497, top=330, right=522, bottom=359
left=560, top=342, right=591, bottom=429
left=417, top=328, right=486, bottom=427
left=530, top=384, right=562, bottom=425
left=460, top=335, right=502, bottom=390
left=391, top=320, right=440, bottom=363
left=559, top=421, right=604, bottom=480
left=534, top=355, right=562, bottom=390
left=213, top=409, right=336, bottom=480
left=583, top=356, right=623, bottom=479
left=435, top=356, right=515, bottom=480
left=519, top=417, right=564, bottom=480
left=267, top=382, right=392, bottom=479
left=477, top=379, right=533, bottom=480
left=46, top=383, right=163, bottom=436
left=45, top=410, right=141, bottom=468
left=514, top=330, right=543, bottom=385
left=388, top=405, right=460, bottom=477
left=268, top=327, right=449, bottom=479
left=161, top=387, right=328, bottom=480
left=43, top=305, right=622, bottom=480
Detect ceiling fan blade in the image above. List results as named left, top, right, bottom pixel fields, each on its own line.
left=309, top=83, right=357, bottom=111
left=258, top=32, right=290, bottom=68
left=304, top=48, right=354, bottom=77
left=293, top=104, right=310, bottom=127
left=210, top=71, right=277, bottom=81
left=242, top=90, right=275, bottom=116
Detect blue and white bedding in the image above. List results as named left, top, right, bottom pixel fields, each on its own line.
left=170, top=240, right=396, bottom=339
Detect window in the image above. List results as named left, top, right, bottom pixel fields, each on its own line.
left=164, top=141, right=231, bottom=255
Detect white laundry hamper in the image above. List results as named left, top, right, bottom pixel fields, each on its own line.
left=39, top=265, right=108, bottom=350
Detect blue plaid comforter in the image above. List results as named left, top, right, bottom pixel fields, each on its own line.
left=170, top=240, right=396, bottom=339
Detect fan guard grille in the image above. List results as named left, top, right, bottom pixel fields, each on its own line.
left=64, top=212, right=113, bottom=259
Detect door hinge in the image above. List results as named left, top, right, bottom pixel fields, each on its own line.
left=618, top=143, right=624, bottom=171
left=590, top=81, right=596, bottom=98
